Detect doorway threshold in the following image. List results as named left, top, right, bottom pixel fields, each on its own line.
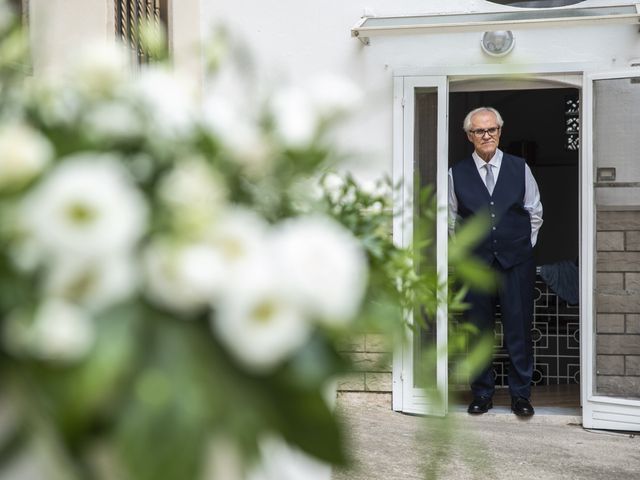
left=450, top=404, right=581, bottom=425
left=450, top=384, right=582, bottom=424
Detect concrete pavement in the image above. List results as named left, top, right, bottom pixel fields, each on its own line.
left=333, top=392, right=640, bottom=480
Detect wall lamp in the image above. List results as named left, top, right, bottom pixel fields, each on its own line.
left=481, top=30, right=515, bottom=56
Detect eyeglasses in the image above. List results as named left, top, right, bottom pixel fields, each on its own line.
left=469, top=127, right=501, bottom=138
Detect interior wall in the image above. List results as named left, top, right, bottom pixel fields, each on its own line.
left=448, top=88, right=580, bottom=265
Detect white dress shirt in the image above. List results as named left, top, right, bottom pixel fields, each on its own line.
left=448, top=149, right=543, bottom=246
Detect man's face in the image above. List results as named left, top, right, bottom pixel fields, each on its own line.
left=466, top=111, right=501, bottom=161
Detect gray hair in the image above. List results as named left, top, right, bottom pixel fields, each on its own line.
left=463, top=107, right=504, bottom=132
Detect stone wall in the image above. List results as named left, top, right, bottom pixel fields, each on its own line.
left=595, top=208, right=640, bottom=398
left=337, top=334, right=393, bottom=393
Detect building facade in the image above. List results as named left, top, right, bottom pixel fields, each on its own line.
left=28, top=0, right=640, bottom=431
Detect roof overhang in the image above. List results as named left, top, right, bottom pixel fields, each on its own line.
left=351, top=3, right=640, bottom=45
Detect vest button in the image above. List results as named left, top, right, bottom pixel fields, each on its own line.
left=491, top=214, right=496, bottom=218
left=493, top=251, right=498, bottom=255
left=490, top=201, right=495, bottom=205
left=492, top=227, right=496, bottom=231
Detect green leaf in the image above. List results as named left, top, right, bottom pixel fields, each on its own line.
left=114, top=318, right=216, bottom=480
left=450, top=331, right=494, bottom=381
left=273, top=385, right=346, bottom=465
left=30, top=302, right=141, bottom=444
left=448, top=212, right=491, bottom=264
left=454, top=259, right=498, bottom=292
left=0, top=420, right=28, bottom=473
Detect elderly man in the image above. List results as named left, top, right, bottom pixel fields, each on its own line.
left=449, top=107, right=543, bottom=417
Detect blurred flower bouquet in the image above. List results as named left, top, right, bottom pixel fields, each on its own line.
left=0, top=5, right=444, bottom=480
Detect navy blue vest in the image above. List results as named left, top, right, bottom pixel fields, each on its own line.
left=451, top=153, right=532, bottom=269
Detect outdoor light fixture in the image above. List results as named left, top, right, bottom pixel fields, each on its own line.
left=481, top=30, right=515, bottom=57
left=350, top=4, right=640, bottom=45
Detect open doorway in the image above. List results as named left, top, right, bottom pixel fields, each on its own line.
left=448, top=85, right=581, bottom=412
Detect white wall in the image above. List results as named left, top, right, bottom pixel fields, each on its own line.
left=30, top=0, right=111, bottom=76
left=200, top=0, right=640, bottom=179
left=28, top=0, right=204, bottom=90
left=170, top=0, right=203, bottom=91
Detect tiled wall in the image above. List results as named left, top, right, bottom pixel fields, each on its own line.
left=595, top=209, right=640, bottom=398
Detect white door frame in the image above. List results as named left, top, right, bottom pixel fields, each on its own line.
left=393, top=66, right=585, bottom=415
left=392, top=62, right=639, bottom=426
left=392, top=74, right=449, bottom=415
left=581, top=69, right=640, bottom=431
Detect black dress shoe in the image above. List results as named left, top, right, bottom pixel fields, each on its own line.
left=467, top=396, right=493, bottom=414
left=511, top=397, right=535, bottom=417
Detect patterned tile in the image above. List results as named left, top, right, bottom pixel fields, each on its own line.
left=450, top=278, right=580, bottom=386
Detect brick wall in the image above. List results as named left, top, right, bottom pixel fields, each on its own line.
left=337, top=334, right=393, bottom=392
left=595, top=208, right=640, bottom=397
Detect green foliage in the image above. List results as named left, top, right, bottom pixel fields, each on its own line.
left=448, top=212, right=498, bottom=292
left=0, top=6, right=496, bottom=480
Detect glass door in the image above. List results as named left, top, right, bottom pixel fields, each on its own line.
left=392, top=76, right=449, bottom=415
left=582, top=70, right=640, bottom=431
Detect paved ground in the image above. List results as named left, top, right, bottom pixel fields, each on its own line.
left=333, top=392, right=640, bottom=480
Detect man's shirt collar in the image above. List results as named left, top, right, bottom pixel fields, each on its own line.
left=472, top=149, right=502, bottom=171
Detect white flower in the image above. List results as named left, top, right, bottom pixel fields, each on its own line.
left=308, top=73, right=363, bottom=118
left=205, top=207, right=270, bottom=269
left=270, top=76, right=360, bottom=147
left=271, top=86, right=316, bottom=147
left=44, top=255, right=139, bottom=312
left=212, top=254, right=311, bottom=371
left=71, top=41, right=129, bottom=97
left=319, top=172, right=349, bottom=203
left=201, top=94, right=257, bottom=151
left=0, top=122, right=53, bottom=190
left=286, top=176, right=323, bottom=214
left=26, top=79, right=82, bottom=127
left=178, top=244, right=227, bottom=300
left=320, top=173, right=390, bottom=211
left=143, top=240, right=225, bottom=314
left=129, top=67, right=194, bottom=138
left=271, top=215, right=368, bottom=326
left=84, top=101, right=142, bottom=142
left=143, top=207, right=270, bottom=314
left=20, top=153, right=148, bottom=260
left=5, top=298, right=95, bottom=362
left=359, top=177, right=391, bottom=214
left=359, top=177, right=392, bottom=198
left=158, top=158, right=227, bottom=232
left=247, top=435, right=331, bottom=480
left=201, top=94, right=270, bottom=173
